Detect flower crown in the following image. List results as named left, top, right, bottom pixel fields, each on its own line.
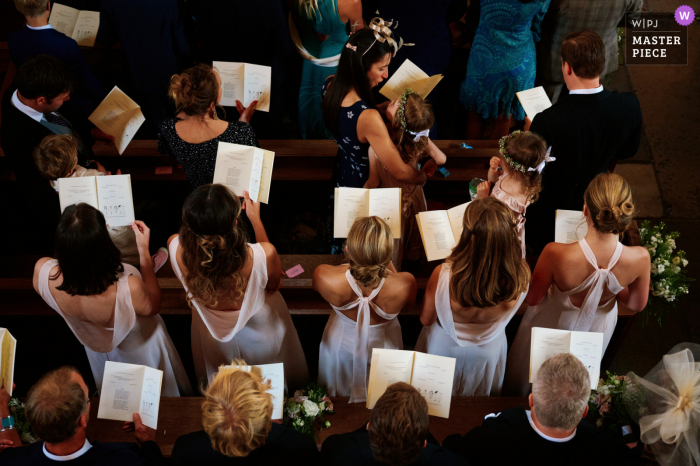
left=498, top=131, right=555, bottom=174
left=397, top=89, right=430, bottom=142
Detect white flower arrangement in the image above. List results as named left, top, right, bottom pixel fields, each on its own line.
left=283, top=382, right=334, bottom=438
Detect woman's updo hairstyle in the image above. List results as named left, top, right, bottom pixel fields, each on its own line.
left=584, top=173, right=635, bottom=235
left=345, top=216, right=394, bottom=289
left=393, top=93, right=434, bottom=164
left=179, top=184, right=249, bottom=308
left=501, top=131, right=548, bottom=203
left=169, top=64, right=221, bottom=117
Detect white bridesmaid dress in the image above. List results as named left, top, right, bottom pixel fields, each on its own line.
left=415, top=263, right=527, bottom=396
left=502, top=239, right=624, bottom=396
left=318, top=269, right=403, bottom=403
left=169, top=237, right=309, bottom=389
left=38, top=260, right=192, bottom=396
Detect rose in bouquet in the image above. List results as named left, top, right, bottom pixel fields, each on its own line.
left=8, top=398, right=37, bottom=444
left=283, top=382, right=334, bottom=439
left=588, top=371, right=645, bottom=446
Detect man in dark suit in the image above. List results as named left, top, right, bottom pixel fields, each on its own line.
left=8, top=0, right=105, bottom=116
left=443, top=354, right=636, bottom=466
left=320, top=383, right=464, bottom=466
left=524, top=30, right=642, bottom=253
left=0, top=367, right=165, bottom=465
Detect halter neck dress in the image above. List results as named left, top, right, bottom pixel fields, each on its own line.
left=37, top=260, right=192, bottom=396
left=415, top=263, right=527, bottom=396
left=491, top=172, right=529, bottom=257
left=169, top=237, right=309, bottom=388
left=502, top=239, right=624, bottom=396
left=318, top=269, right=403, bottom=403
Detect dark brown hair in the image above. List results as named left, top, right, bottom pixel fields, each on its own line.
left=15, top=54, right=74, bottom=101
left=368, top=382, right=429, bottom=466
left=502, top=131, right=548, bottom=203
left=169, top=63, right=222, bottom=117
left=393, top=93, right=434, bottom=164
left=33, top=134, right=78, bottom=180
left=448, top=197, right=530, bottom=308
left=584, top=173, right=635, bottom=235
left=560, top=30, right=606, bottom=79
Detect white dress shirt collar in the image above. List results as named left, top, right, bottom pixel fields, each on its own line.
left=11, top=89, right=45, bottom=123
left=526, top=410, right=576, bottom=443
left=26, top=23, right=54, bottom=31
left=43, top=439, right=93, bottom=461
left=569, top=85, right=604, bottom=95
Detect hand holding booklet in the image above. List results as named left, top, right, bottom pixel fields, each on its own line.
left=97, top=362, right=163, bottom=429
left=379, top=59, right=443, bottom=101
left=555, top=210, right=588, bottom=244
left=88, top=87, right=145, bottom=155
left=416, top=202, right=470, bottom=261
left=57, top=175, right=135, bottom=227
left=213, top=142, right=275, bottom=203
left=213, top=62, right=272, bottom=112
left=49, top=3, right=99, bottom=47
left=367, top=349, right=456, bottom=418
left=0, top=328, right=16, bottom=396
left=334, top=188, right=402, bottom=239
left=220, top=363, right=284, bottom=420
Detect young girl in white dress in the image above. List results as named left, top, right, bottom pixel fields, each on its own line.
left=314, top=217, right=417, bottom=402
left=415, top=197, right=531, bottom=396
left=167, top=184, right=309, bottom=388
left=33, top=204, right=192, bottom=396
left=476, top=130, right=553, bottom=257
left=502, top=173, right=651, bottom=396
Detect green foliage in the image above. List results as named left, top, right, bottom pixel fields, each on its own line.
left=283, top=381, right=334, bottom=439
left=8, top=398, right=37, bottom=444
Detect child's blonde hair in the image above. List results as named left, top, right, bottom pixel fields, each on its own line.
left=500, top=131, right=548, bottom=203
left=32, top=134, right=78, bottom=181
left=392, top=93, right=434, bottom=164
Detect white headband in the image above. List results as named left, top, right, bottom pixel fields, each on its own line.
left=407, top=128, right=429, bottom=142
left=528, top=147, right=555, bottom=174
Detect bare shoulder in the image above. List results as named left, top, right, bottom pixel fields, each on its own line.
left=166, top=234, right=179, bottom=248
left=623, top=245, right=651, bottom=265
left=314, top=264, right=348, bottom=285
left=33, top=257, right=53, bottom=277
left=383, top=271, right=416, bottom=297
left=259, top=241, right=278, bottom=258
left=358, top=108, right=382, bottom=124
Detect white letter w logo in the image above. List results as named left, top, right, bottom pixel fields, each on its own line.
left=679, top=11, right=690, bottom=20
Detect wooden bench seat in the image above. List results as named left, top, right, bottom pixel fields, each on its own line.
left=85, top=395, right=530, bottom=454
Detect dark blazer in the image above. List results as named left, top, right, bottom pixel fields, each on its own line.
left=7, top=26, right=105, bottom=116
left=170, top=424, right=319, bottom=466
left=320, top=429, right=465, bottom=466
left=525, top=88, right=642, bottom=252
left=442, top=407, right=636, bottom=466
left=0, top=440, right=165, bottom=466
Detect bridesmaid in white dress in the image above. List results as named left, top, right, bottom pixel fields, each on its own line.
left=167, top=184, right=309, bottom=388
left=502, top=173, right=651, bottom=396
left=33, top=204, right=192, bottom=396
left=314, top=217, right=417, bottom=402
left=415, top=197, right=531, bottom=396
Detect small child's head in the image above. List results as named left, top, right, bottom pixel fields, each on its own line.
left=33, top=134, right=79, bottom=181
left=498, top=131, right=549, bottom=203
left=388, top=90, right=434, bottom=163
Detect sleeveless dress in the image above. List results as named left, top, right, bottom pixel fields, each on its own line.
left=415, top=263, right=527, bottom=396
left=294, top=0, right=348, bottom=139
left=37, top=260, right=192, bottom=396
left=502, top=239, right=624, bottom=396
left=169, top=238, right=309, bottom=388
left=318, top=269, right=403, bottom=402
left=491, top=172, right=529, bottom=257
left=460, top=0, right=550, bottom=120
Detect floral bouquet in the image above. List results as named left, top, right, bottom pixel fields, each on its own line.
left=8, top=398, right=37, bottom=444
left=639, top=221, right=692, bottom=325
left=588, top=372, right=645, bottom=446
left=282, top=382, right=334, bottom=439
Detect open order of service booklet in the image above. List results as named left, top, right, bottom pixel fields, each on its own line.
left=515, top=86, right=552, bottom=120
left=379, top=59, right=444, bottom=101
left=220, top=363, right=284, bottom=420
left=48, top=3, right=100, bottom=47
left=97, top=362, right=163, bottom=429
left=213, top=62, right=272, bottom=112
left=334, top=187, right=402, bottom=239
left=213, top=142, right=275, bottom=203
left=416, top=202, right=470, bottom=261
left=367, top=349, right=456, bottom=418
left=530, top=327, right=604, bottom=390
left=555, top=210, right=588, bottom=244
left=57, top=175, right=135, bottom=227
left=0, top=328, right=16, bottom=396
left=89, top=87, right=146, bottom=155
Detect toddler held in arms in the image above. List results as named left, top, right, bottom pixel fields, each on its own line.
left=477, top=130, right=553, bottom=257
left=33, top=134, right=139, bottom=267
left=363, top=89, right=447, bottom=267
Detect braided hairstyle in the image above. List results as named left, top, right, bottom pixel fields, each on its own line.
left=583, top=173, right=636, bottom=235
left=169, top=63, right=222, bottom=118
left=345, top=217, right=394, bottom=289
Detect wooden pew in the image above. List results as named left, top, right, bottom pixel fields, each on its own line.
left=85, top=396, right=530, bottom=454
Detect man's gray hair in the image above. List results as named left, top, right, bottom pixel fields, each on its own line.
left=532, top=353, right=591, bottom=430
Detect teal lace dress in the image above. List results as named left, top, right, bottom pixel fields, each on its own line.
left=294, top=0, right=348, bottom=139
left=460, top=0, right=550, bottom=120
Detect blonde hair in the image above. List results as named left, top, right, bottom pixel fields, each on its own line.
left=202, top=361, right=273, bottom=458
left=393, top=94, right=434, bottom=164
left=346, top=216, right=393, bottom=289
left=584, top=173, right=635, bottom=235
left=296, top=0, right=336, bottom=19
left=502, top=131, right=548, bottom=203
left=532, top=353, right=590, bottom=430
left=448, top=197, right=530, bottom=307
left=169, top=64, right=223, bottom=118
left=13, top=0, right=47, bottom=17
left=32, top=134, right=78, bottom=180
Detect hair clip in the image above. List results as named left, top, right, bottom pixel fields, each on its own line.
left=345, top=43, right=357, bottom=52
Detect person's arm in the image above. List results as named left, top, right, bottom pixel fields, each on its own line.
left=122, top=413, right=165, bottom=466
left=487, top=156, right=501, bottom=183
left=400, top=272, right=418, bottom=314
left=261, top=242, right=283, bottom=293
left=0, top=384, right=21, bottom=448
left=129, top=221, right=161, bottom=317
left=359, top=110, right=426, bottom=184
left=32, top=257, right=53, bottom=293
left=426, top=139, right=447, bottom=165
left=363, top=148, right=381, bottom=188
left=616, top=247, right=651, bottom=312
left=419, top=265, right=442, bottom=326
left=476, top=180, right=491, bottom=199
left=525, top=243, right=557, bottom=306
left=243, top=191, right=268, bottom=242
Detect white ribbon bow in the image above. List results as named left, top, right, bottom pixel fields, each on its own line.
left=408, top=129, right=429, bottom=142
left=528, top=147, right=555, bottom=174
